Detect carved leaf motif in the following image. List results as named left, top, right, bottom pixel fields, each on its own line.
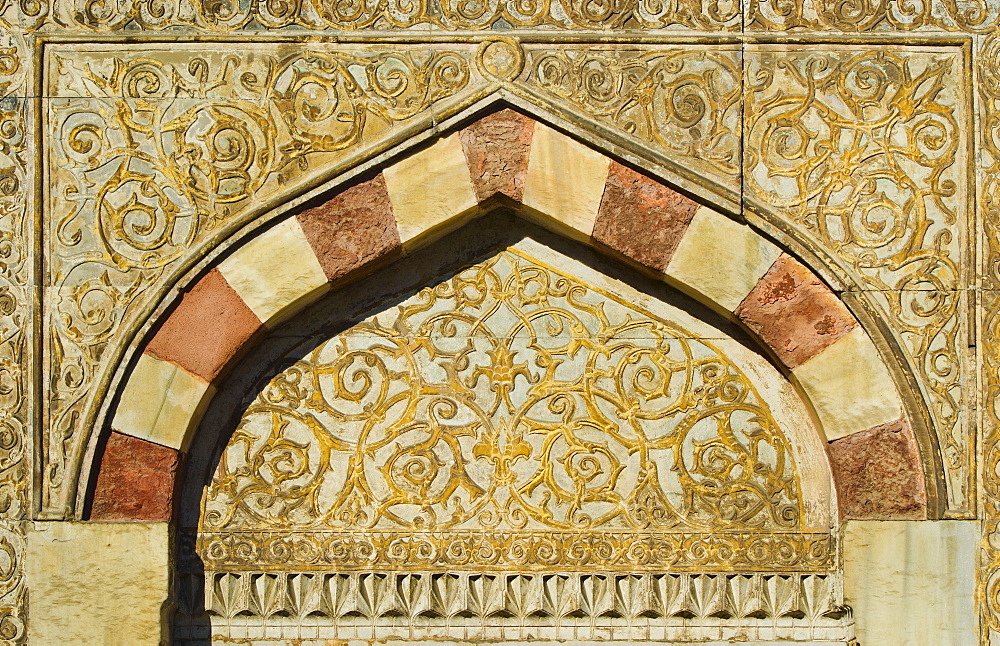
left=199, top=249, right=805, bottom=571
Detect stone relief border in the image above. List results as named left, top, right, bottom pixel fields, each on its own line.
left=0, top=2, right=990, bottom=642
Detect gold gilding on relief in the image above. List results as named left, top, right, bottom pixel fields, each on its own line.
left=198, top=250, right=816, bottom=571
left=522, top=47, right=741, bottom=190
left=5, top=0, right=742, bottom=31
left=7, top=0, right=1000, bottom=32
left=978, top=31, right=1000, bottom=642
left=44, top=47, right=475, bottom=510
left=0, top=30, right=30, bottom=646
left=744, top=48, right=968, bottom=511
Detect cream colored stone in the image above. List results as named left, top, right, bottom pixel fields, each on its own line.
left=111, top=352, right=211, bottom=450
left=521, top=123, right=611, bottom=238
left=383, top=133, right=479, bottom=244
left=664, top=206, right=782, bottom=312
left=844, top=520, right=977, bottom=645
left=27, top=521, right=169, bottom=645
left=218, top=216, right=329, bottom=325
left=793, top=326, right=903, bottom=441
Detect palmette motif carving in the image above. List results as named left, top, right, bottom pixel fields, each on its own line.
left=523, top=47, right=740, bottom=189
left=174, top=570, right=844, bottom=623
left=44, top=46, right=475, bottom=513
left=745, top=49, right=968, bottom=511
left=200, top=250, right=808, bottom=572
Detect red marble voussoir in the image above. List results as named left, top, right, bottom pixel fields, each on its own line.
left=592, top=161, right=700, bottom=273
left=145, top=268, right=262, bottom=382
left=827, top=418, right=927, bottom=520
left=459, top=109, right=535, bottom=203
left=735, top=254, right=856, bottom=370
left=90, top=432, right=180, bottom=522
left=296, top=173, right=401, bottom=282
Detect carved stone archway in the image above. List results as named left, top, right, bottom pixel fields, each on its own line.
left=76, top=109, right=937, bottom=643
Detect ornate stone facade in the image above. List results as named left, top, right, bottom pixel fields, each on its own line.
left=0, top=0, right=992, bottom=643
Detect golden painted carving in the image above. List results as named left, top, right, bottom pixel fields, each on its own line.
left=0, top=2, right=986, bottom=636
left=5, top=0, right=742, bottom=31
left=199, top=250, right=813, bottom=572
left=44, top=45, right=476, bottom=513
left=978, top=31, right=1000, bottom=644
left=522, top=46, right=740, bottom=190
left=9, top=0, right=1000, bottom=32
left=747, top=0, right=1000, bottom=32
left=0, top=30, right=30, bottom=646
left=744, top=48, right=968, bottom=512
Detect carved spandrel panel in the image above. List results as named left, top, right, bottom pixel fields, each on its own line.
left=197, top=247, right=832, bottom=573
left=744, top=46, right=970, bottom=513
left=43, top=43, right=482, bottom=513
left=520, top=46, right=741, bottom=196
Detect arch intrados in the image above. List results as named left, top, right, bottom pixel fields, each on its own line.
left=82, top=104, right=937, bottom=521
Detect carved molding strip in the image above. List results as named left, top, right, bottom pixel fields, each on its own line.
left=175, top=570, right=847, bottom=624
left=977, top=30, right=1000, bottom=643
left=0, top=27, right=32, bottom=646
left=4, top=0, right=1000, bottom=33
left=196, top=531, right=837, bottom=572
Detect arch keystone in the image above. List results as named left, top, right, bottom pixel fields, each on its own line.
left=522, top=122, right=611, bottom=238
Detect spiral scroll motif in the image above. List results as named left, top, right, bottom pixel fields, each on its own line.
left=199, top=250, right=807, bottom=570
left=44, top=47, right=474, bottom=514
left=745, top=49, right=967, bottom=512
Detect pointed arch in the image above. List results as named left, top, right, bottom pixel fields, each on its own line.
left=83, top=108, right=932, bottom=526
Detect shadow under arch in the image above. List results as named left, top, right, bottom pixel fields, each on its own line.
left=169, top=213, right=843, bottom=643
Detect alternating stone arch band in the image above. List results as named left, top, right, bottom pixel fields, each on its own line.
left=90, top=109, right=925, bottom=524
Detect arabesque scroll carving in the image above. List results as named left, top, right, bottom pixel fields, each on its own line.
left=0, top=29, right=31, bottom=646
left=522, top=47, right=741, bottom=191
left=198, top=250, right=815, bottom=572
left=977, top=30, right=1000, bottom=642
left=0, top=0, right=987, bottom=636
left=744, top=48, right=968, bottom=512
left=44, top=45, right=477, bottom=514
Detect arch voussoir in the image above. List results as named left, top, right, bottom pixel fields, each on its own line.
left=91, top=106, right=930, bottom=523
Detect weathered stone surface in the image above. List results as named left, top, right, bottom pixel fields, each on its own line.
left=521, top=123, right=611, bottom=239
left=665, top=206, right=783, bottom=312
left=592, top=161, right=700, bottom=272
left=144, top=268, right=261, bottom=382
left=792, top=326, right=903, bottom=442
left=112, top=353, right=213, bottom=451
left=27, top=521, right=170, bottom=644
left=827, top=418, right=926, bottom=520
left=90, top=431, right=179, bottom=522
left=296, top=173, right=401, bottom=282
left=459, top=109, right=535, bottom=203
left=218, top=216, right=330, bottom=325
left=384, top=133, right=479, bottom=244
left=843, top=520, right=976, bottom=644
left=736, top=254, right=856, bottom=369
